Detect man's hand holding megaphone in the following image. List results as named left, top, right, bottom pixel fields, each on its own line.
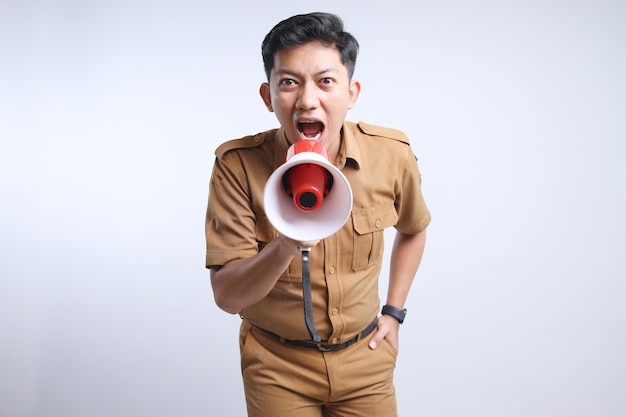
left=274, top=236, right=321, bottom=257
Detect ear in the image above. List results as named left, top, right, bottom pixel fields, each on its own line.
left=259, top=83, right=273, bottom=112
left=347, top=79, right=361, bottom=110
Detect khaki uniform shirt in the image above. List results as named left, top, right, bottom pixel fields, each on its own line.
left=205, top=121, right=431, bottom=343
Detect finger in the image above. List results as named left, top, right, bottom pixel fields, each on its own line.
left=368, top=329, right=386, bottom=350
left=300, top=240, right=320, bottom=248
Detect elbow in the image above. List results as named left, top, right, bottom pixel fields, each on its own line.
left=211, top=282, right=242, bottom=315
left=210, top=269, right=243, bottom=315
left=213, top=293, right=242, bottom=315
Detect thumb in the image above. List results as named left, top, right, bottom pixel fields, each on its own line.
left=368, top=330, right=385, bottom=350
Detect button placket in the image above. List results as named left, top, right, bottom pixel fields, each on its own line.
left=324, top=234, right=343, bottom=344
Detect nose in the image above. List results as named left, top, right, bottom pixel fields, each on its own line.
left=295, top=82, right=319, bottom=110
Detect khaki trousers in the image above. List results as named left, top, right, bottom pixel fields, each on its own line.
left=239, top=319, right=398, bottom=417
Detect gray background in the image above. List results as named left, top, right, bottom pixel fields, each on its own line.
left=1, top=0, right=625, bottom=416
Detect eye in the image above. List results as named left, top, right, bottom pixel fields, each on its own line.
left=320, top=77, right=334, bottom=85
left=277, top=78, right=299, bottom=91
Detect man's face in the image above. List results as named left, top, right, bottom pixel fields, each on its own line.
left=260, top=41, right=361, bottom=159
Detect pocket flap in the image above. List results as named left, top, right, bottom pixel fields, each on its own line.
left=352, top=205, right=398, bottom=235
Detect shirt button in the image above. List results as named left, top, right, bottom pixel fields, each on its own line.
left=274, top=231, right=280, bottom=238
left=332, top=308, right=338, bottom=315
left=253, top=136, right=261, bottom=142
left=332, top=338, right=338, bottom=344
left=375, top=219, right=382, bottom=228
left=329, top=266, right=336, bottom=274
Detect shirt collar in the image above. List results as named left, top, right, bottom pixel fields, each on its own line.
left=272, top=128, right=291, bottom=169
left=337, top=122, right=362, bottom=170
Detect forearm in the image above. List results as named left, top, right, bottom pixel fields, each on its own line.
left=210, top=236, right=310, bottom=314
left=386, top=229, right=427, bottom=308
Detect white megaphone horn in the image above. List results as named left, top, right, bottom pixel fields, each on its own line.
left=263, top=140, right=353, bottom=242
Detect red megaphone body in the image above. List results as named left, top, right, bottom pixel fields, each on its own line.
left=281, top=141, right=334, bottom=211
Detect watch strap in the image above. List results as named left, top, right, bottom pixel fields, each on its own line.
left=381, top=304, right=407, bottom=324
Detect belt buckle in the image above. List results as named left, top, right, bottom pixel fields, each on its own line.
left=316, top=343, right=333, bottom=352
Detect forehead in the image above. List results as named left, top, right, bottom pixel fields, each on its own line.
left=271, top=41, right=346, bottom=76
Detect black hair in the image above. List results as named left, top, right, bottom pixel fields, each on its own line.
left=261, top=12, right=359, bottom=80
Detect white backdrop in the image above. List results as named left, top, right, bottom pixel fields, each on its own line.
left=1, top=1, right=625, bottom=416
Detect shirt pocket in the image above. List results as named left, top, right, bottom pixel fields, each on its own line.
left=351, top=205, right=398, bottom=272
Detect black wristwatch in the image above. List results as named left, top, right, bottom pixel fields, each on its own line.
left=381, top=305, right=407, bottom=324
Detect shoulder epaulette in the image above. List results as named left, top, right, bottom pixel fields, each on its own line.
left=215, top=134, right=266, bottom=159
left=357, top=121, right=410, bottom=144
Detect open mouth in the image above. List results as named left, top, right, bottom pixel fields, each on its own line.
left=297, top=120, right=324, bottom=141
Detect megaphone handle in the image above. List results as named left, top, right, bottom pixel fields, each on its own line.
left=301, top=248, right=322, bottom=343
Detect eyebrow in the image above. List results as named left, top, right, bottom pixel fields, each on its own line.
left=273, top=68, right=339, bottom=78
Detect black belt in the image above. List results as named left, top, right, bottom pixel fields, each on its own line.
left=253, top=318, right=378, bottom=352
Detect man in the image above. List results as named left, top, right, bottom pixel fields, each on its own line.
left=205, top=12, right=430, bottom=417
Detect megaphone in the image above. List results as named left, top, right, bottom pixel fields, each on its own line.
left=264, top=140, right=353, bottom=242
